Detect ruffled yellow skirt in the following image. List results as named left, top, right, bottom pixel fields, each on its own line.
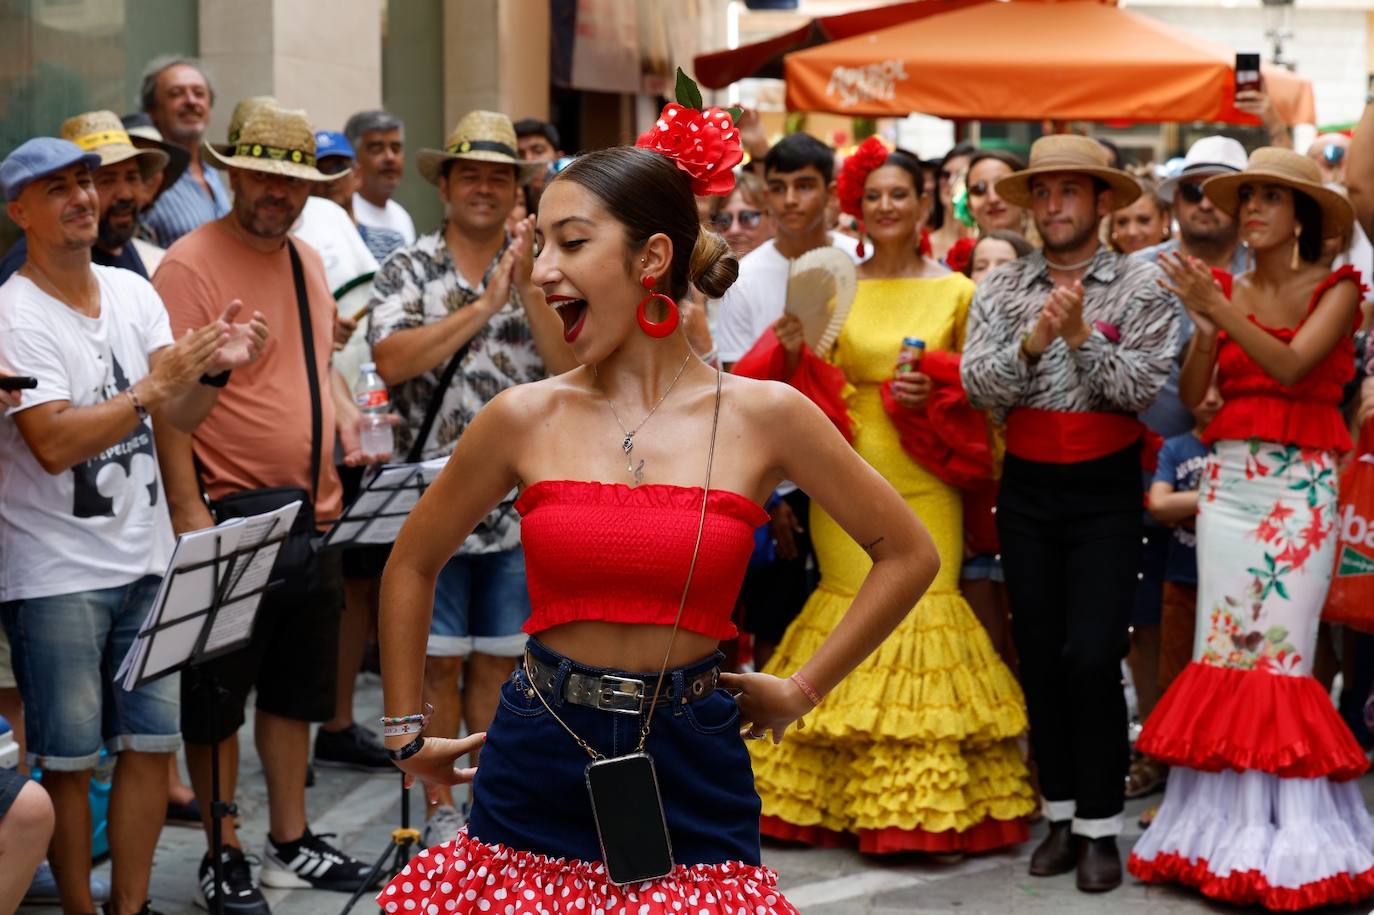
left=749, top=395, right=1034, bottom=852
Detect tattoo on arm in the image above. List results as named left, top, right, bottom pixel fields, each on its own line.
left=863, top=536, right=885, bottom=554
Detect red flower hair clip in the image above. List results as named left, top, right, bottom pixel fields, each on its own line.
left=836, top=136, right=890, bottom=220
left=636, top=69, right=744, bottom=197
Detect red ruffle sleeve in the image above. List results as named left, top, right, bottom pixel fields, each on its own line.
left=731, top=329, right=854, bottom=442
left=879, top=351, right=994, bottom=489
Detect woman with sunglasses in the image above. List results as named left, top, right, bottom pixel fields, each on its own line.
left=1129, top=148, right=1373, bottom=910
left=739, top=137, right=1035, bottom=856
left=708, top=170, right=775, bottom=260
left=375, top=93, right=941, bottom=915
left=928, top=142, right=976, bottom=264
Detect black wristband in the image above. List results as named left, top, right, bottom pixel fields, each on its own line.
left=387, top=735, right=425, bottom=761
left=199, top=370, right=231, bottom=387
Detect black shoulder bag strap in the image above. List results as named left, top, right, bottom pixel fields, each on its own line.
left=406, top=348, right=465, bottom=464
left=403, top=241, right=512, bottom=464
left=287, top=240, right=322, bottom=505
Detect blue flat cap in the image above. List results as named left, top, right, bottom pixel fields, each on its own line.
left=1, top=137, right=102, bottom=202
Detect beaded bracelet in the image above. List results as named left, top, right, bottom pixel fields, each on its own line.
left=380, top=703, right=434, bottom=738
left=790, top=671, right=823, bottom=708
left=387, top=735, right=426, bottom=762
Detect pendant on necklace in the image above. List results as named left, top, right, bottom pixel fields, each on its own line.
left=631, top=459, right=645, bottom=487
left=622, top=434, right=634, bottom=455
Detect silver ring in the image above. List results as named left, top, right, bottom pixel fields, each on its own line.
left=745, top=728, right=764, bottom=740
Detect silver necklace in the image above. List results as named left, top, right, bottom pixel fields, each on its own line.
left=594, top=352, right=692, bottom=486
left=1044, top=249, right=1099, bottom=272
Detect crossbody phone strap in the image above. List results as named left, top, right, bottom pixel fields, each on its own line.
left=287, top=240, right=322, bottom=506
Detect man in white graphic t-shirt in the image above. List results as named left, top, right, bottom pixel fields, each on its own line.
left=0, top=137, right=265, bottom=915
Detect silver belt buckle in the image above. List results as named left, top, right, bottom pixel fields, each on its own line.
left=596, top=674, right=646, bottom=715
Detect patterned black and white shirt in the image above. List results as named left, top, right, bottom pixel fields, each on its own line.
left=961, top=246, right=1179, bottom=424
left=368, top=229, right=546, bottom=554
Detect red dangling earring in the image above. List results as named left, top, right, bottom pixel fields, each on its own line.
left=636, top=276, right=680, bottom=338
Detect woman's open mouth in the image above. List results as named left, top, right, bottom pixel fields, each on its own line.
left=552, top=298, right=588, bottom=343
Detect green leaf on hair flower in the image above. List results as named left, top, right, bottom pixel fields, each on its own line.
left=726, top=106, right=743, bottom=125
left=675, top=67, right=704, bottom=111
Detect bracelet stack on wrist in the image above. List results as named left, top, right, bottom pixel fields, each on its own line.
left=380, top=703, right=433, bottom=738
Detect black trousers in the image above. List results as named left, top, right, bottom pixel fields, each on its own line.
left=997, top=445, right=1142, bottom=825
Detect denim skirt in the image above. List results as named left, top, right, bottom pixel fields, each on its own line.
left=466, top=638, right=763, bottom=867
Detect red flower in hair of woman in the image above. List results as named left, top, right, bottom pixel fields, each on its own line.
left=946, top=236, right=977, bottom=274
left=636, top=69, right=744, bottom=197
left=836, top=136, right=890, bottom=220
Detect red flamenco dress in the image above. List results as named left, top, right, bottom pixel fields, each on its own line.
left=1128, top=266, right=1374, bottom=910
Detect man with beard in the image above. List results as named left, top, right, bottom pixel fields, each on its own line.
left=961, top=136, right=1178, bottom=894
left=344, top=110, right=414, bottom=257
left=140, top=56, right=229, bottom=248
left=153, top=105, right=380, bottom=915
left=0, top=110, right=171, bottom=284
left=0, top=136, right=266, bottom=915
left=368, top=109, right=574, bottom=848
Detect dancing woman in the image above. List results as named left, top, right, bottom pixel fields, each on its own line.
left=374, top=94, right=940, bottom=914
left=738, top=138, right=1035, bottom=854
left=1129, top=147, right=1373, bottom=910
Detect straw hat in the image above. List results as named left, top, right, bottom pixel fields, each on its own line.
left=204, top=104, right=332, bottom=182
left=1203, top=147, right=1354, bottom=238
left=417, top=110, right=544, bottom=186
left=59, top=110, right=169, bottom=182
left=210, top=96, right=279, bottom=155
left=995, top=135, right=1141, bottom=211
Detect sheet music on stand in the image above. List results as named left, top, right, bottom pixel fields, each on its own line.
left=116, top=501, right=301, bottom=691
left=322, top=457, right=448, bottom=548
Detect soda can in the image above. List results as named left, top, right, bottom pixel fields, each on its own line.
left=896, top=337, right=926, bottom=374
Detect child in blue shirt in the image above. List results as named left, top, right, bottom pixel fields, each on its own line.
left=1147, top=379, right=1223, bottom=692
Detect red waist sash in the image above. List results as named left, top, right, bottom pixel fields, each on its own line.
left=1005, top=408, right=1142, bottom=464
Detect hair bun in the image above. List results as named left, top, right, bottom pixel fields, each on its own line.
left=688, top=227, right=738, bottom=299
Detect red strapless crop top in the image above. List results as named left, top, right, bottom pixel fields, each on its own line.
left=1205, top=266, right=1366, bottom=452
left=515, top=480, right=769, bottom=640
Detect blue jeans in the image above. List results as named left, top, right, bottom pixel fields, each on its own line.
left=466, top=639, right=762, bottom=866
left=427, top=548, right=532, bottom=658
left=1, top=575, right=180, bottom=770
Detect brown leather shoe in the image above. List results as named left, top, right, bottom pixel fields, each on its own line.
left=1028, top=821, right=1076, bottom=876
left=1076, top=836, right=1123, bottom=892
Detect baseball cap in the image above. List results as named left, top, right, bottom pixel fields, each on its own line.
left=314, top=130, right=355, bottom=162
left=1, top=137, right=102, bottom=202
left=1157, top=136, right=1248, bottom=203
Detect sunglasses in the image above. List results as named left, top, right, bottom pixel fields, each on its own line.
left=966, top=180, right=991, bottom=198
left=1175, top=182, right=1206, bottom=204
left=316, top=156, right=353, bottom=176
left=711, top=209, right=763, bottom=231
left=939, top=168, right=960, bottom=183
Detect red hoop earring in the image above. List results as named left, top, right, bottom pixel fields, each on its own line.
left=636, top=276, right=680, bottom=338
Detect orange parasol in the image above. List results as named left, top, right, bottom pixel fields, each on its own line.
left=782, top=0, right=1316, bottom=127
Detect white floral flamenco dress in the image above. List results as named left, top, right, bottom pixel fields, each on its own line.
left=1129, top=267, right=1374, bottom=910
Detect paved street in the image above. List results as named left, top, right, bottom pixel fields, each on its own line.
left=23, top=673, right=1374, bottom=915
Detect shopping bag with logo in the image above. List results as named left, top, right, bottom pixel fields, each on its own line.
left=1322, top=420, right=1374, bottom=632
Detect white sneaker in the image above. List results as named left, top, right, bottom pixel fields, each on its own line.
left=421, top=804, right=466, bottom=848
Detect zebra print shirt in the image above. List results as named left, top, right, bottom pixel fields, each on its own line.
left=961, top=246, right=1179, bottom=424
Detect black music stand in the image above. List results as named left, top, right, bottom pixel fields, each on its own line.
left=124, top=515, right=291, bottom=915
left=323, top=462, right=445, bottom=549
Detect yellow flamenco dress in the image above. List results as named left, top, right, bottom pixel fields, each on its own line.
left=749, top=275, right=1036, bottom=853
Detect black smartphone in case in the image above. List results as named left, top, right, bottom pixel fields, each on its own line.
left=0, top=376, right=37, bottom=391
left=585, top=753, right=674, bottom=885
left=1234, top=52, right=1263, bottom=98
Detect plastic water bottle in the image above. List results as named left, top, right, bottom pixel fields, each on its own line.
left=355, top=362, right=395, bottom=460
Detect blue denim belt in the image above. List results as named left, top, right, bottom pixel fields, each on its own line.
left=522, top=649, right=720, bottom=716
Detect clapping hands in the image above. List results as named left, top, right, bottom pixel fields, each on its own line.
left=206, top=300, right=270, bottom=374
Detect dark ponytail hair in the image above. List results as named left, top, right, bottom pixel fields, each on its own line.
left=553, top=147, right=739, bottom=300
